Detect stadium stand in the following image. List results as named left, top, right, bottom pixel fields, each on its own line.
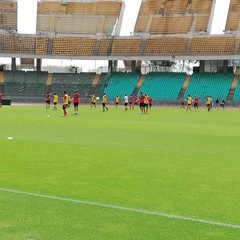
left=3, top=34, right=35, bottom=54
left=189, top=37, right=236, bottom=55
left=37, top=1, right=123, bottom=35
left=111, top=38, right=142, bottom=56
left=0, top=1, right=17, bottom=31
left=144, top=37, right=188, bottom=56
left=138, top=72, right=186, bottom=101
left=50, top=73, right=96, bottom=98
left=184, top=73, right=234, bottom=101
left=52, top=37, right=96, bottom=56
left=104, top=72, right=141, bottom=99
left=225, top=0, right=240, bottom=31
left=35, top=36, right=48, bottom=55
left=232, top=76, right=240, bottom=101
left=3, top=71, right=48, bottom=100
left=134, top=0, right=213, bottom=35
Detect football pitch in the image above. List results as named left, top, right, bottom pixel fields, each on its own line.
left=0, top=105, right=240, bottom=239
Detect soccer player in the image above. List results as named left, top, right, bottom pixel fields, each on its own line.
left=91, top=94, right=96, bottom=109
left=115, top=96, right=120, bottom=108
left=220, top=98, right=226, bottom=109
left=139, top=92, right=145, bottom=114
left=129, top=94, right=133, bottom=110
left=62, top=90, right=69, bottom=116
left=0, top=92, right=2, bottom=108
left=134, top=97, right=139, bottom=108
left=180, top=97, right=185, bottom=108
left=143, top=94, right=149, bottom=114
left=206, top=96, right=211, bottom=111
left=102, top=93, right=108, bottom=112
left=186, top=94, right=192, bottom=112
left=193, top=95, right=199, bottom=111
left=124, top=94, right=128, bottom=111
left=215, top=97, right=220, bottom=109
left=73, top=90, right=80, bottom=114
left=148, top=96, right=153, bottom=109
left=45, top=92, right=51, bottom=109
left=53, top=92, right=58, bottom=110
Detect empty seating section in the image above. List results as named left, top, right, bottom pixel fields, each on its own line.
left=134, top=0, right=213, bottom=34
left=150, top=16, right=193, bottom=34
left=36, top=36, right=48, bottom=55
left=184, top=73, right=233, bottom=101
left=138, top=73, right=186, bottom=100
left=98, top=39, right=112, bottom=56
left=37, top=1, right=122, bottom=35
left=111, top=39, right=142, bottom=56
left=52, top=37, right=96, bottom=56
left=3, top=71, right=48, bottom=98
left=233, top=76, right=240, bottom=101
left=189, top=0, right=212, bottom=14
left=144, top=37, right=187, bottom=56
left=194, top=15, right=209, bottom=32
left=3, top=35, right=35, bottom=54
left=104, top=72, right=141, bottom=99
left=51, top=73, right=95, bottom=97
left=0, top=1, right=17, bottom=30
left=190, top=37, right=235, bottom=55
left=225, top=0, right=240, bottom=31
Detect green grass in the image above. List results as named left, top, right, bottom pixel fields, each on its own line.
left=0, top=105, right=240, bottom=239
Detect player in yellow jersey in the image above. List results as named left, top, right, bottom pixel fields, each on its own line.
left=62, top=90, right=69, bottom=116
left=186, top=94, right=192, bottom=112
left=115, top=96, right=120, bottom=108
left=91, top=94, right=96, bottom=109
left=53, top=92, right=58, bottom=110
left=102, top=93, right=108, bottom=112
left=206, top=96, right=211, bottom=112
left=143, top=94, right=149, bottom=114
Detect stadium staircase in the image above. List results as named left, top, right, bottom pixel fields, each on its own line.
left=0, top=71, right=4, bottom=94
left=177, top=75, right=191, bottom=100
left=233, top=76, right=240, bottom=102
left=45, top=73, right=53, bottom=94
left=227, top=74, right=239, bottom=101
left=88, top=74, right=101, bottom=95
left=132, top=75, right=145, bottom=96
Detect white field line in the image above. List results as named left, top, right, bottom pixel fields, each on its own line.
left=0, top=187, right=240, bottom=230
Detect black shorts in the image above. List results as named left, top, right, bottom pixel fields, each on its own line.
left=140, top=102, right=144, bottom=107
left=46, top=100, right=50, bottom=104
left=194, top=103, right=198, bottom=107
left=129, top=102, right=132, bottom=105
left=91, top=102, right=96, bottom=105
left=74, top=103, right=79, bottom=107
left=144, top=103, right=148, bottom=108
left=102, top=103, right=106, bottom=107
left=116, top=102, right=119, bottom=105
left=124, top=103, right=128, bottom=106
left=53, top=102, right=57, bottom=105
left=62, top=104, right=67, bottom=110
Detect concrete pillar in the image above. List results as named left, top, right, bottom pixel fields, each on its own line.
left=108, top=60, right=113, bottom=72
left=11, top=58, right=16, bottom=71
left=36, top=59, right=42, bottom=72
left=199, top=60, right=205, bottom=73
left=223, top=60, right=228, bottom=73
left=131, top=61, right=136, bottom=73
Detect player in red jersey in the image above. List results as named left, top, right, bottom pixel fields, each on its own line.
left=148, top=96, right=153, bottom=109
left=139, top=92, right=145, bottom=114
left=129, top=94, right=133, bottom=110
left=193, top=95, right=199, bottom=111
left=134, top=97, right=139, bottom=109
left=45, top=92, right=51, bottom=109
left=73, top=90, right=80, bottom=114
